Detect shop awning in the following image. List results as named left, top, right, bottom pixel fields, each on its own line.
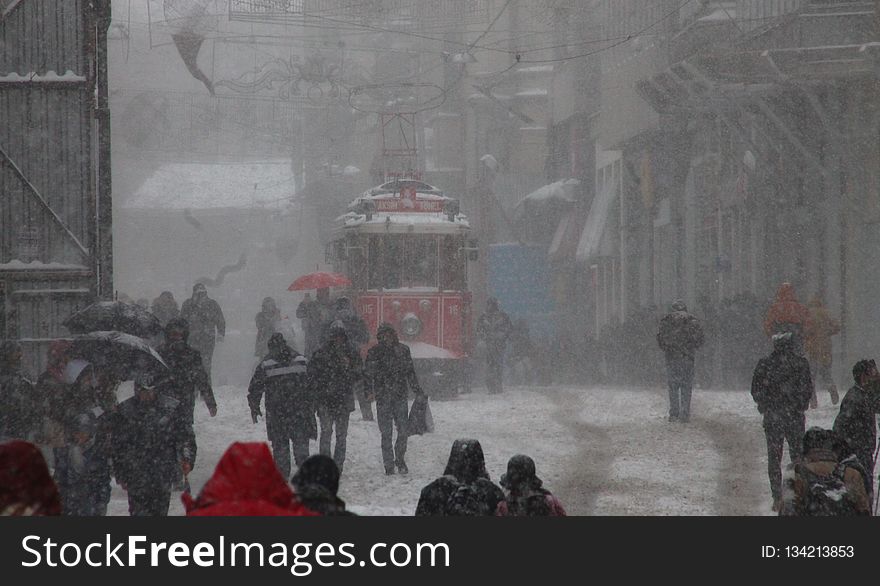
left=575, top=180, right=616, bottom=263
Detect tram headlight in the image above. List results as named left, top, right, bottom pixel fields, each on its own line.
left=401, top=312, right=422, bottom=337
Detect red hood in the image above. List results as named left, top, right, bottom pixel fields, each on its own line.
left=0, top=441, right=62, bottom=516
left=775, top=283, right=797, bottom=303
left=182, top=442, right=316, bottom=516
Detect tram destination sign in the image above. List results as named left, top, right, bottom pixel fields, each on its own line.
left=373, top=198, right=444, bottom=213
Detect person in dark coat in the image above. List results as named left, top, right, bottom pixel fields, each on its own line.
left=0, top=440, right=62, bottom=516
left=157, top=318, right=217, bottom=425
left=296, top=288, right=332, bottom=359
left=496, top=454, right=566, bottom=516
left=476, top=298, right=512, bottom=394
left=290, top=454, right=354, bottom=515
left=833, top=359, right=880, bottom=498
left=415, top=439, right=504, bottom=516
left=151, top=291, right=180, bottom=327
left=248, top=333, right=315, bottom=479
left=657, top=300, right=704, bottom=422
left=0, top=341, right=38, bottom=442
left=108, top=371, right=196, bottom=516
left=308, top=321, right=363, bottom=472
left=182, top=442, right=315, bottom=517
left=180, top=282, right=225, bottom=377
left=255, top=296, right=282, bottom=358
left=53, top=411, right=111, bottom=516
left=365, top=323, right=424, bottom=475
left=751, top=332, right=814, bottom=511
left=320, top=296, right=370, bottom=347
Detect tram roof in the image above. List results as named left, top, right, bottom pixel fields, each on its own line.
left=338, top=211, right=470, bottom=235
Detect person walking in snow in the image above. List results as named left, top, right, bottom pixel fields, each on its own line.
left=415, top=439, right=504, bottom=516
left=255, top=296, right=282, bottom=359
left=308, top=321, right=362, bottom=473
left=495, top=454, right=566, bottom=516
left=833, top=359, right=880, bottom=500
left=180, top=282, right=225, bottom=378
left=248, top=333, right=315, bottom=479
left=751, top=332, right=814, bottom=512
left=476, top=298, right=512, bottom=394
left=804, top=294, right=841, bottom=408
left=657, top=300, right=704, bottom=423
left=763, top=282, right=810, bottom=355
left=365, top=323, right=423, bottom=475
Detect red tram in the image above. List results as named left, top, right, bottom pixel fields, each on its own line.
left=328, top=178, right=475, bottom=395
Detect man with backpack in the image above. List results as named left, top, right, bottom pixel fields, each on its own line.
left=495, top=454, right=566, bottom=516
left=833, top=359, right=880, bottom=499
left=779, top=427, right=870, bottom=516
left=415, top=439, right=504, bottom=516
left=657, top=300, right=704, bottom=422
left=751, top=332, right=814, bottom=512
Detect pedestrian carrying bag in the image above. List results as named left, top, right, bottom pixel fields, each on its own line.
left=445, top=481, right=490, bottom=516
left=794, top=461, right=859, bottom=516
left=407, top=394, right=434, bottom=435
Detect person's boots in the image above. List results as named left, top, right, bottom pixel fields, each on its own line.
left=829, top=384, right=840, bottom=405
left=396, top=460, right=408, bottom=475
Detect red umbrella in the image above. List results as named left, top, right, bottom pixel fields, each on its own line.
left=288, top=271, right=351, bottom=291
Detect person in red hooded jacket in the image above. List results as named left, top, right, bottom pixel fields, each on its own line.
left=764, top=283, right=811, bottom=355
left=0, top=440, right=62, bottom=516
left=182, top=442, right=316, bottom=516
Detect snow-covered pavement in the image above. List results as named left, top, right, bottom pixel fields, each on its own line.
left=106, top=382, right=845, bottom=516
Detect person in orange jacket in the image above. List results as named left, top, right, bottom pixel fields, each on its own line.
left=805, top=294, right=841, bottom=407
left=763, top=283, right=811, bottom=355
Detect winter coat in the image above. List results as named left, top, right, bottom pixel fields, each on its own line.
left=308, top=336, right=363, bottom=414
left=151, top=293, right=180, bottom=327
left=180, top=296, right=225, bottom=349
left=182, top=442, right=316, bottom=516
left=496, top=488, right=567, bottom=516
left=780, top=449, right=870, bottom=516
left=763, top=283, right=810, bottom=338
left=54, top=421, right=112, bottom=516
left=833, top=384, right=880, bottom=473
left=0, top=440, right=62, bottom=516
left=157, top=341, right=216, bottom=425
left=255, top=304, right=281, bottom=358
left=109, top=394, right=196, bottom=490
left=296, top=299, right=332, bottom=357
left=750, top=344, right=813, bottom=416
left=476, top=309, right=512, bottom=356
left=415, top=476, right=505, bottom=516
left=248, top=347, right=316, bottom=441
left=365, top=330, right=422, bottom=402
left=415, top=438, right=503, bottom=516
left=804, top=298, right=840, bottom=367
left=0, top=368, right=38, bottom=441
left=657, top=310, right=704, bottom=360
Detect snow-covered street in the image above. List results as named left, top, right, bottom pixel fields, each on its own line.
left=106, top=382, right=844, bottom=516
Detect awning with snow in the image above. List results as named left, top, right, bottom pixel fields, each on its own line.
left=122, top=161, right=296, bottom=210
left=575, top=180, right=616, bottom=263
left=516, top=178, right=580, bottom=209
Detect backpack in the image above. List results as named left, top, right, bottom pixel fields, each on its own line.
left=445, top=481, right=491, bottom=516
left=795, top=460, right=859, bottom=516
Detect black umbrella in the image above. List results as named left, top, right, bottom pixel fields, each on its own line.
left=64, top=301, right=162, bottom=337
left=69, top=331, right=168, bottom=381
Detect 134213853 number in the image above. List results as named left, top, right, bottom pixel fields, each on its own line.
left=784, top=545, right=854, bottom=558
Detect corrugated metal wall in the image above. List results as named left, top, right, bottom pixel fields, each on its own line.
left=0, top=0, right=102, bottom=375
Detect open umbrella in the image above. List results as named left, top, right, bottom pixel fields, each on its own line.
left=64, top=301, right=162, bottom=338
left=288, top=271, right=351, bottom=291
left=69, top=331, right=168, bottom=381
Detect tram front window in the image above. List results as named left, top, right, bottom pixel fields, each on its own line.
left=405, top=236, right=438, bottom=288
left=368, top=236, right=402, bottom=289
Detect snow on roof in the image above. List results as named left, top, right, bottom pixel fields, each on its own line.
left=123, top=161, right=295, bottom=210
left=342, top=212, right=469, bottom=231
left=0, top=260, right=89, bottom=271
left=0, top=70, right=86, bottom=83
